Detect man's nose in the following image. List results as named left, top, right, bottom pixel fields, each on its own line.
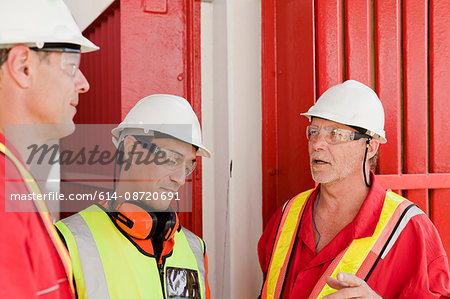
left=74, top=69, right=90, bottom=93
left=170, top=166, right=186, bottom=187
left=310, top=131, right=328, bottom=150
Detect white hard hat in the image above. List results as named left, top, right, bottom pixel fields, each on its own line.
left=0, top=0, right=98, bottom=53
left=301, top=80, right=387, bottom=143
left=112, top=94, right=211, bottom=158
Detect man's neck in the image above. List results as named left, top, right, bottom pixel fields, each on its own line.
left=312, top=172, right=372, bottom=252
left=318, top=172, right=371, bottom=216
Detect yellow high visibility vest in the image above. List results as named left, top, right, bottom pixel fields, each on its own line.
left=261, top=189, right=422, bottom=299
left=56, top=204, right=207, bottom=299
left=0, top=141, right=74, bottom=293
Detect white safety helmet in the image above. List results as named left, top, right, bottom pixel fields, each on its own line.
left=0, top=0, right=98, bottom=53
left=112, top=94, right=211, bottom=158
left=301, top=80, right=387, bottom=143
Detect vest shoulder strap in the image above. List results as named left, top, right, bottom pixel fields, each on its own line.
left=57, top=206, right=111, bottom=299
left=183, top=227, right=207, bottom=299
left=261, top=189, right=314, bottom=299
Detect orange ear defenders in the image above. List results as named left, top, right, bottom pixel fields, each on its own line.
left=109, top=201, right=179, bottom=241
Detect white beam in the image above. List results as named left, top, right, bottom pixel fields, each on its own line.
left=63, top=0, right=114, bottom=31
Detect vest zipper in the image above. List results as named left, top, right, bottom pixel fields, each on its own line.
left=158, top=259, right=166, bottom=299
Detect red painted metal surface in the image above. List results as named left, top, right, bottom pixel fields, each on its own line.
left=262, top=0, right=450, bottom=257
left=144, top=0, right=168, bottom=13
left=374, top=0, right=402, bottom=180
left=315, top=0, right=343, bottom=95
left=403, top=0, right=429, bottom=213
left=344, top=0, right=372, bottom=86
left=262, top=0, right=316, bottom=226
left=430, top=0, right=450, bottom=255
left=377, top=174, right=450, bottom=190
left=261, top=0, right=278, bottom=227
left=63, top=0, right=203, bottom=236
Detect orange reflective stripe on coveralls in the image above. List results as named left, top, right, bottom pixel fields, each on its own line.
left=262, top=189, right=417, bottom=299
left=0, top=141, right=74, bottom=293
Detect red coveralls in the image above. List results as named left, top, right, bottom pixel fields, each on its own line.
left=259, top=175, right=450, bottom=298
left=0, top=134, right=73, bottom=298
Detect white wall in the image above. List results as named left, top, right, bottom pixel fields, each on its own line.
left=201, top=0, right=262, bottom=298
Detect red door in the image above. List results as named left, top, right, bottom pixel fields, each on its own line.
left=62, top=0, right=204, bottom=236
left=262, top=0, right=450, bottom=256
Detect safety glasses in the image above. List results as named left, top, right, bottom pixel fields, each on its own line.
left=134, top=136, right=197, bottom=177
left=0, top=46, right=81, bottom=77
left=30, top=47, right=81, bottom=77
left=306, top=125, right=370, bottom=145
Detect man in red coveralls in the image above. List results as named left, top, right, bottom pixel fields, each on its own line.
left=0, top=0, right=98, bottom=297
left=258, top=80, right=450, bottom=298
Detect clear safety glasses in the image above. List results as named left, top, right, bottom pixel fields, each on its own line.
left=306, top=125, right=370, bottom=145
left=0, top=45, right=81, bottom=73
left=30, top=47, right=81, bottom=77
left=134, top=136, right=197, bottom=177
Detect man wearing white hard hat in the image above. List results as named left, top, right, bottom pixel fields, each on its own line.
left=0, top=0, right=98, bottom=297
left=258, top=80, right=450, bottom=298
left=56, top=94, right=211, bottom=298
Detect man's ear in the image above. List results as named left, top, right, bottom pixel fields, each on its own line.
left=367, top=138, right=380, bottom=159
left=6, top=45, right=34, bottom=88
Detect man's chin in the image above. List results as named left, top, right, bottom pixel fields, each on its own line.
left=47, top=123, right=75, bottom=140
left=311, top=172, right=334, bottom=185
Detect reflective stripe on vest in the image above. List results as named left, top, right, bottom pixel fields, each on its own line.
left=60, top=213, right=110, bottom=299
left=0, top=142, right=74, bottom=293
left=261, top=189, right=314, bottom=299
left=184, top=228, right=207, bottom=298
left=56, top=204, right=206, bottom=299
left=261, top=189, right=421, bottom=299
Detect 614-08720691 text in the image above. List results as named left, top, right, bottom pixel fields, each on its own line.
left=98, top=191, right=180, bottom=201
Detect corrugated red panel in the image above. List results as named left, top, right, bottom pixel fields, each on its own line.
left=430, top=0, right=450, bottom=255
left=75, top=1, right=121, bottom=125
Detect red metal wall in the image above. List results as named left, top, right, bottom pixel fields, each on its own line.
left=65, top=0, right=204, bottom=236
left=262, top=0, right=450, bottom=255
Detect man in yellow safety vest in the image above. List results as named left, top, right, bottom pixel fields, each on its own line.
left=258, top=80, right=450, bottom=298
left=56, top=94, right=211, bottom=299
left=0, top=0, right=98, bottom=297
